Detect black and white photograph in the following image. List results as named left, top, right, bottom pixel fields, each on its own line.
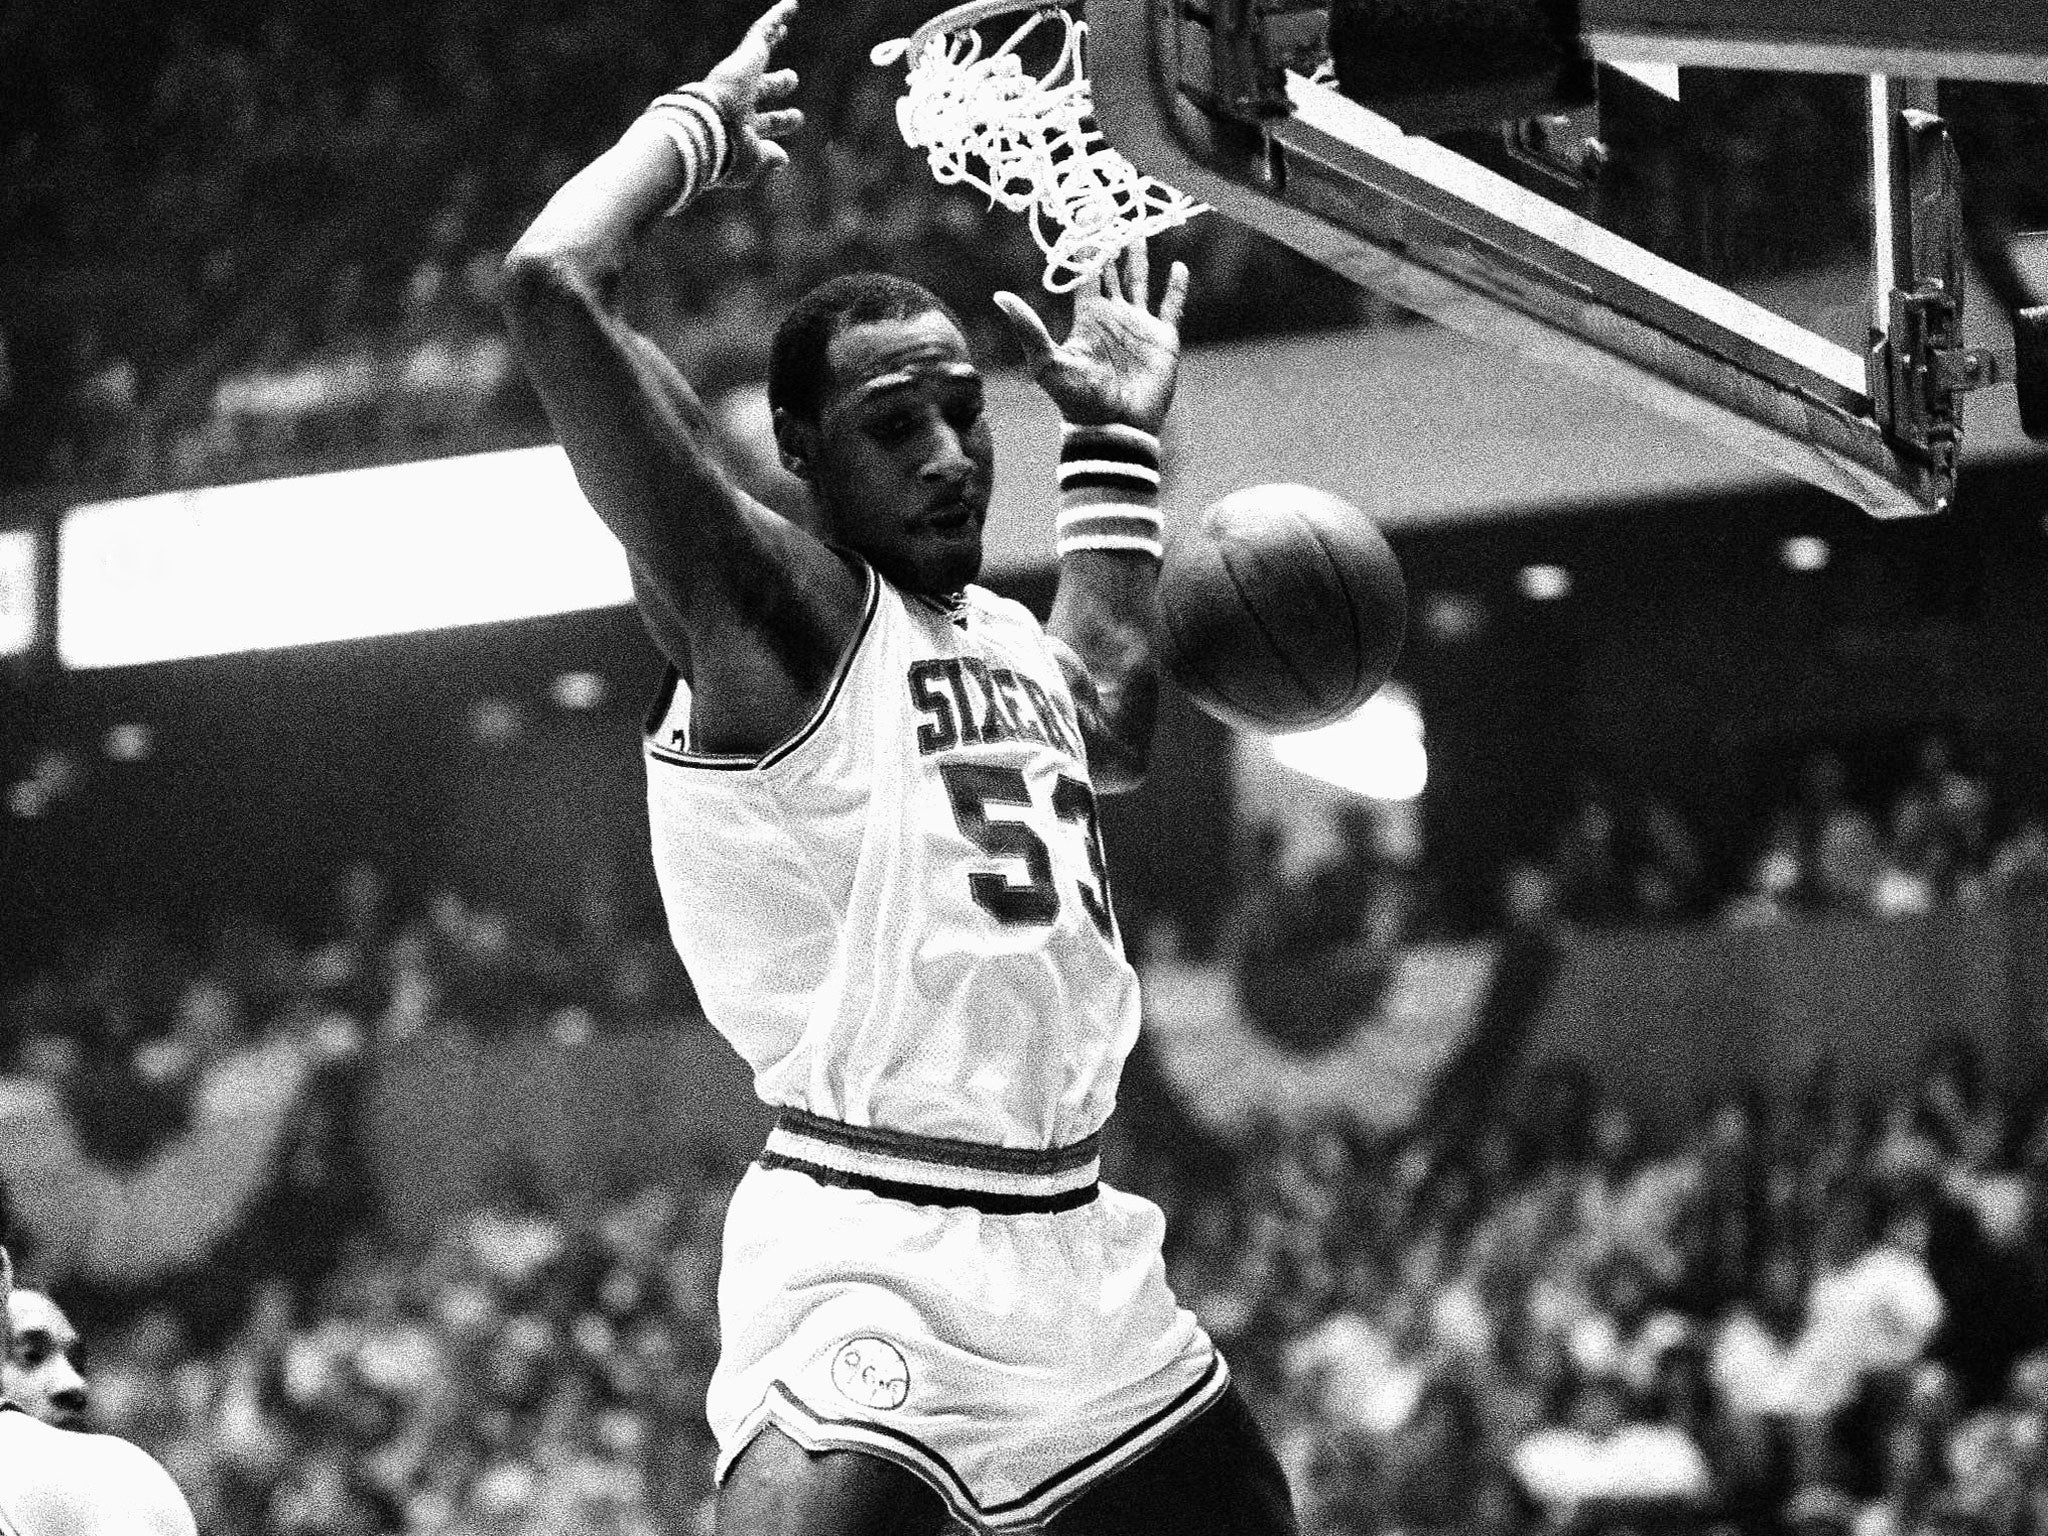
left=6, top=2, right=2048, bottom=1533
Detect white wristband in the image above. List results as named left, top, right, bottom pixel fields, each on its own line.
left=644, top=86, right=732, bottom=215
left=1056, top=423, right=1164, bottom=561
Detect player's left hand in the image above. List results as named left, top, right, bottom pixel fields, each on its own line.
left=700, top=0, right=805, bottom=188
left=994, top=238, right=1190, bottom=436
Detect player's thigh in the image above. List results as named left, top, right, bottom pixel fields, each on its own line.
left=716, top=1423, right=952, bottom=1536
left=1049, top=1384, right=1298, bottom=1536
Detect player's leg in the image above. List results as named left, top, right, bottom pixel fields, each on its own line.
left=715, top=1424, right=953, bottom=1536
left=1049, top=1384, right=1298, bottom=1536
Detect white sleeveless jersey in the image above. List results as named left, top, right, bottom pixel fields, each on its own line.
left=644, top=566, right=1142, bottom=1150
left=0, top=1409, right=18, bottom=1536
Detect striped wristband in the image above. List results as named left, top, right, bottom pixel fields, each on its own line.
left=1056, top=422, right=1163, bottom=561
left=644, top=85, right=732, bottom=216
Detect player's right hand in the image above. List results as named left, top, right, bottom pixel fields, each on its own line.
left=700, top=0, right=804, bottom=187
left=995, top=238, right=1190, bottom=436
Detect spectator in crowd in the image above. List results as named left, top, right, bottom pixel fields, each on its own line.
left=1510, top=1351, right=1714, bottom=1521
left=1709, top=733, right=2048, bottom=934
left=1990, top=811, right=2048, bottom=903
left=1725, top=814, right=1807, bottom=927
left=1549, top=787, right=1632, bottom=926
left=1714, top=1241, right=1813, bottom=1430
left=1813, top=805, right=1888, bottom=918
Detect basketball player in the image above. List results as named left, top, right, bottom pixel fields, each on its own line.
left=501, top=3, right=1294, bottom=1532
left=4, top=1286, right=89, bottom=1430
left=0, top=1248, right=195, bottom=1536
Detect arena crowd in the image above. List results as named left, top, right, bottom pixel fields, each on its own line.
left=0, top=0, right=1372, bottom=495
left=1217, top=728, right=2048, bottom=952
left=4, top=0, right=1942, bottom=499
left=4, top=774, right=2048, bottom=1536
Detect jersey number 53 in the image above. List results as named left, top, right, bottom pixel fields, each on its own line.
left=939, top=762, right=1116, bottom=939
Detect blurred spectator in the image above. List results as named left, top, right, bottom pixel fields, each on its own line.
left=1549, top=788, right=1631, bottom=926
left=1814, top=806, right=1887, bottom=918
left=1631, top=795, right=1708, bottom=924
left=50, top=325, right=141, bottom=481
left=4, top=1286, right=92, bottom=1430
left=1793, top=1191, right=1944, bottom=1421
left=1725, top=814, right=1807, bottom=927
left=1566, top=1245, right=1693, bottom=1405
left=1989, top=813, right=2048, bottom=904
left=1510, top=1354, right=1713, bottom=1516
left=1713, top=1243, right=1812, bottom=1423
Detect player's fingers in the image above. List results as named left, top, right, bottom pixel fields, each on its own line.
left=730, top=0, right=796, bottom=75
left=750, top=0, right=799, bottom=49
left=758, top=67, right=799, bottom=103
left=1158, top=260, right=1190, bottom=334
left=755, top=107, right=804, bottom=139
left=1125, top=236, right=1149, bottom=311
left=1098, top=258, right=1123, bottom=305
left=992, top=291, right=1058, bottom=368
left=753, top=140, right=792, bottom=178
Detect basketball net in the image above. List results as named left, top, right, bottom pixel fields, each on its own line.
left=870, top=0, right=1208, bottom=293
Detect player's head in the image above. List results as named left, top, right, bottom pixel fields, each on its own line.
left=4, top=1288, right=89, bottom=1430
left=769, top=273, right=992, bottom=595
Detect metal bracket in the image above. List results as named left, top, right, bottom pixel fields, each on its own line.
left=1863, top=91, right=1984, bottom=508
left=1177, top=0, right=1330, bottom=123
left=1501, top=104, right=1607, bottom=196
left=1869, top=282, right=2007, bottom=482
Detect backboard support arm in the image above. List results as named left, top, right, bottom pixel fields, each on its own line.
left=1088, top=0, right=1994, bottom=516
left=1582, top=0, right=2048, bottom=86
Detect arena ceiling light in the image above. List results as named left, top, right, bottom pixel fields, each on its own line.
left=552, top=670, right=609, bottom=710
left=57, top=448, right=632, bottom=669
left=1517, top=563, right=1573, bottom=600
left=1267, top=682, right=1427, bottom=802
left=1780, top=534, right=1832, bottom=571
left=102, top=723, right=154, bottom=763
left=0, top=527, right=37, bottom=658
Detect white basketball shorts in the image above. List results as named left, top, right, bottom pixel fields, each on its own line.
left=707, top=1109, right=1228, bottom=1533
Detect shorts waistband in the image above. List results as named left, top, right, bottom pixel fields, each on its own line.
left=759, top=1108, right=1101, bottom=1214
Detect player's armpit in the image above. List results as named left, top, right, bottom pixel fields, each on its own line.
left=630, top=562, right=694, bottom=680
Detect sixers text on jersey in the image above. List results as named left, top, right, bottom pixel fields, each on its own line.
left=907, top=657, right=1085, bottom=758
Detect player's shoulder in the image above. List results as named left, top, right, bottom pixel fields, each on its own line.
left=964, top=583, right=1043, bottom=634
left=0, top=1417, right=196, bottom=1536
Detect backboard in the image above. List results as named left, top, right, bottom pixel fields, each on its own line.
left=1087, top=0, right=2048, bottom=516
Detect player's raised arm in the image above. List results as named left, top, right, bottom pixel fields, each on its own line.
left=500, top=2, right=862, bottom=721
left=995, top=243, right=1190, bottom=793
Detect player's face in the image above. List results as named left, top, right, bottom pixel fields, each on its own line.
left=809, top=312, right=993, bottom=595
left=4, top=1291, right=89, bottom=1430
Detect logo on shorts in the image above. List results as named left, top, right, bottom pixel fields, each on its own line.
left=831, top=1336, right=910, bottom=1410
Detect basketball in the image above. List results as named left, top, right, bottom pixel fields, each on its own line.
left=1155, top=483, right=1407, bottom=735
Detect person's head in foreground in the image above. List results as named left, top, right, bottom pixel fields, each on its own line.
left=5, top=1285, right=90, bottom=1430
left=0, top=1251, right=200, bottom=1536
